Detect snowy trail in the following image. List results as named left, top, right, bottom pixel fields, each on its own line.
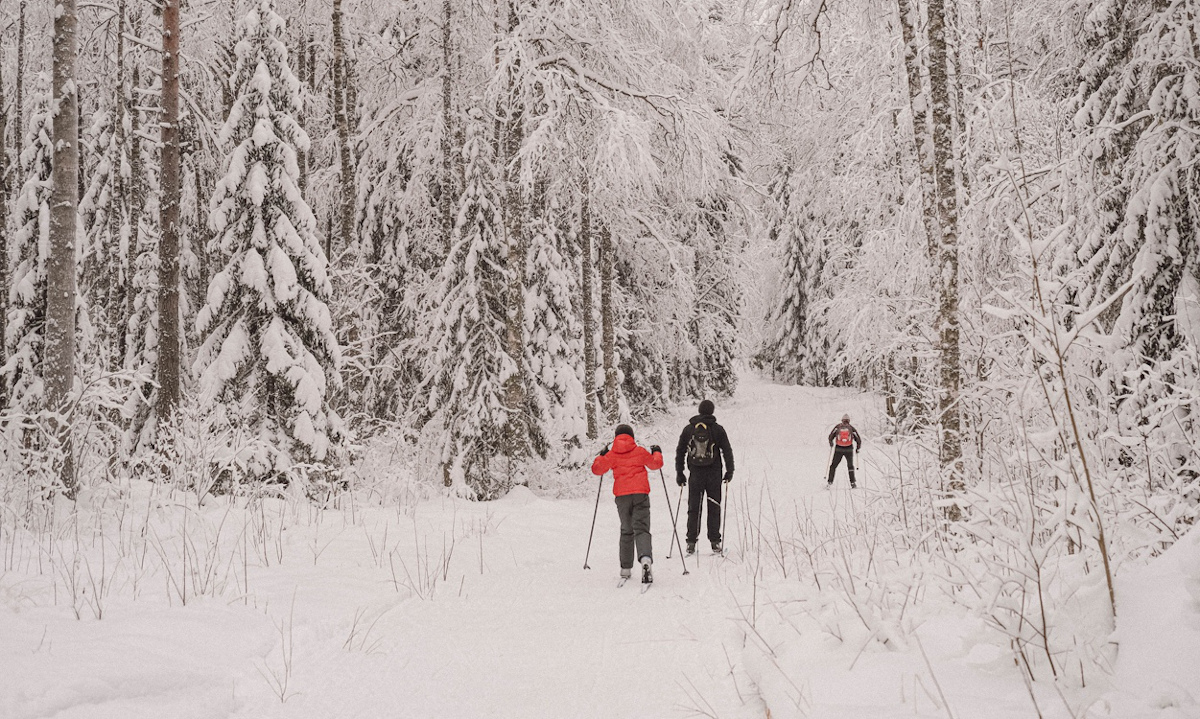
left=9, top=376, right=1198, bottom=718
left=1, top=377, right=883, bottom=719
left=6, top=382, right=1197, bottom=718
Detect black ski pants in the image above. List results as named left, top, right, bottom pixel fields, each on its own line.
left=615, top=493, right=652, bottom=569
left=828, top=446, right=857, bottom=485
left=686, top=473, right=723, bottom=544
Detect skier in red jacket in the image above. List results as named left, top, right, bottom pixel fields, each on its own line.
left=591, top=424, right=664, bottom=585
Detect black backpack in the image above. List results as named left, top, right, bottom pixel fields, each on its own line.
left=687, top=421, right=717, bottom=468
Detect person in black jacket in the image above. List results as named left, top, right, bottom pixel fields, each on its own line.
left=675, top=399, right=734, bottom=554
left=827, top=413, right=862, bottom=488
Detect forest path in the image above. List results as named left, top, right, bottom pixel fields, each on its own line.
left=1, top=377, right=882, bottom=719
left=260, top=376, right=881, bottom=719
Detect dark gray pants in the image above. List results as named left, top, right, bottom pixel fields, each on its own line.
left=686, top=474, right=723, bottom=544
left=615, top=493, right=652, bottom=569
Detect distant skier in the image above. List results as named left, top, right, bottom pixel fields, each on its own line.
left=675, top=400, right=734, bottom=555
left=827, top=414, right=862, bottom=488
left=591, top=424, right=664, bottom=585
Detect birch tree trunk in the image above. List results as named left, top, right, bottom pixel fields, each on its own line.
left=157, top=0, right=183, bottom=431
left=947, top=0, right=971, bottom=204
left=927, top=0, right=964, bottom=516
left=599, top=224, right=618, bottom=425
left=331, top=0, right=355, bottom=259
left=896, top=0, right=939, bottom=260
left=47, top=0, right=80, bottom=494
left=15, top=0, right=27, bottom=143
left=580, top=175, right=597, bottom=440
left=0, top=55, right=8, bottom=407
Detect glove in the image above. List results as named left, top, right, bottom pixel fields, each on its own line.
left=723, top=471, right=733, bottom=483
left=676, top=472, right=687, bottom=487
left=598, top=445, right=609, bottom=456
left=649, top=444, right=661, bottom=454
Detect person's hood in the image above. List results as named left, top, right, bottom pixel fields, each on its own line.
left=611, top=433, right=638, bottom=453
left=689, top=414, right=717, bottom=425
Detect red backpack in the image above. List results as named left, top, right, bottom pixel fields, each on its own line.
left=836, top=426, right=853, bottom=447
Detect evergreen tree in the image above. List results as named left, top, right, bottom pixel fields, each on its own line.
left=523, top=199, right=586, bottom=452
left=761, top=163, right=830, bottom=385
left=685, top=197, right=741, bottom=397
left=1074, top=0, right=1200, bottom=373
left=195, top=0, right=344, bottom=477
left=3, top=81, right=54, bottom=410
left=123, top=163, right=161, bottom=449
left=80, top=103, right=130, bottom=370
left=409, top=110, right=512, bottom=497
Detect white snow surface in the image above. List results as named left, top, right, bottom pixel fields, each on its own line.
left=2, top=377, right=1198, bottom=718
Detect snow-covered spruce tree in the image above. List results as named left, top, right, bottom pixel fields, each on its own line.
left=760, top=162, right=831, bottom=385
left=408, top=109, right=512, bottom=497
left=345, top=0, right=475, bottom=423
left=3, top=82, right=54, bottom=411
left=195, top=0, right=345, bottom=479
left=1074, top=0, right=1200, bottom=383
left=80, top=105, right=131, bottom=372
left=79, top=0, right=137, bottom=372
left=675, top=196, right=741, bottom=400
left=523, top=193, right=586, bottom=454
left=122, top=154, right=161, bottom=450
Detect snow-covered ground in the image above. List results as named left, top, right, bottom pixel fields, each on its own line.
left=2, top=377, right=1198, bottom=718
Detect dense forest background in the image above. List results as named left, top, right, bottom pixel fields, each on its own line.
left=0, top=0, right=1197, bottom=522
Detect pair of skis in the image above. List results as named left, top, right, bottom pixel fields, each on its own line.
left=619, top=560, right=654, bottom=591
left=616, top=576, right=653, bottom=593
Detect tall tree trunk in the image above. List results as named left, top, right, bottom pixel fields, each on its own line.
left=580, top=175, right=597, bottom=440
left=157, top=0, right=183, bottom=431
left=501, top=0, right=529, bottom=459
left=947, top=0, right=971, bottom=204
left=47, top=0, right=80, bottom=494
left=896, top=0, right=939, bottom=260
left=125, top=62, right=144, bottom=367
left=0, top=53, right=8, bottom=408
left=108, top=0, right=129, bottom=370
left=599, top=224, right=618, bottom=425
left=440, top=0, right=454, bottom=253
left=15, top=0, right=27, bottom=144
left=295, top=32, right=308, bottom=194
left=927, top=0, right=964, bottom=516
left=331, top=0, right=355, bottom=260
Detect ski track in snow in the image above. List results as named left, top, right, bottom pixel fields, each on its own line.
left=2, top=377, right=1196, bottom=718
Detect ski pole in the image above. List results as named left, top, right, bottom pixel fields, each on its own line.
left=721, top=479, right=730, bottom=546
left=853, top=445, right=861, bottom=487
left=666, top=483, right=684, bottom=559
left=825, top=444, right=835, bottom=485
left=583, top=473, right=604, bottom=570
left=658, top=468, right=689, bottom=575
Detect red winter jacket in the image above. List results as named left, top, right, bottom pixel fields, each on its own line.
left=591, top=434, right=664, bottom=496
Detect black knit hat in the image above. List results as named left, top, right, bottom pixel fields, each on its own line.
left=698, top=399, right=715, bottom=416
left=615, top=424, right=634, bottom=438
